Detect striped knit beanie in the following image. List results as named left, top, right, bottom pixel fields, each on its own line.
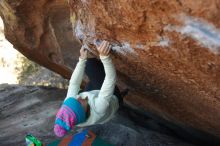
left=54, top=98, right=86, bottom=137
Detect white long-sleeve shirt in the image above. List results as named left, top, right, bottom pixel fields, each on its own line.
left=65, top=56, right=119, bottom=127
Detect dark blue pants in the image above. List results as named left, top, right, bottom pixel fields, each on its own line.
left=84, top=58, right=122, bottom=105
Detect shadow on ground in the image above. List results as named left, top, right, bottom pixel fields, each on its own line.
left=0, top=84, right=210, bottom=146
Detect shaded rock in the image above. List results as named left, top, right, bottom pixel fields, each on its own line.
left=0, top=84, right=195, bottom=146
left=0, top=84, right=65, bottom=145
left=88, top=112, right=194, bottom=146
left=0, top=0, right=220, bottom=141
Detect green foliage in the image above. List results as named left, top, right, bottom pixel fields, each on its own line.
left=15, top=55, right=68, bottom=89
left=16, top=56, right=40, bottom=84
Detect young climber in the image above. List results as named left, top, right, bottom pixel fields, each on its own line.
left=54, top=41, right=122, bottom=137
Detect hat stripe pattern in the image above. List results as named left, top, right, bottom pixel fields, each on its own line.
left=59, top=105, right=77, bottom=121
left=56, top=105, right=77, bottom=128
left=54, top=97, right=86, bottom=134
left=62, top=97, right=86, bottom=124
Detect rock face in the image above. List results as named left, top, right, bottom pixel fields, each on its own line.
left=0, top=0, right=80, bottom=79
left=0, top=0, right=220, bottom=141
left=0, top=84, right=195, bottom=146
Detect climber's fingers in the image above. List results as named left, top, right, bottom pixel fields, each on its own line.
left=80, top=46, right=88, bottom=59
left=97, top=41, right=110, bottom=56
left=106, top=44, right=111, bottom=54
left=103, top=41, right=110, bottom=54
left=98, top=41, right=105, bottom=52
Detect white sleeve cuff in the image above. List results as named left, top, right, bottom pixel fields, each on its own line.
left=79, top=57, right=87, bottom=62
left=100, top=55, right=110, bottom=60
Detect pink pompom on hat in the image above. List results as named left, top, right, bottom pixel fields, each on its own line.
left=54, top=124, right=67, bottom=137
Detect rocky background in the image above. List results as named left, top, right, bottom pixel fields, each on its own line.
left=0, top=17, right=68, bottom=88
left=0, top=0, right=220, bottom=145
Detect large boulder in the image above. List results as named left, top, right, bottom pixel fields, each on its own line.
left=0, top=0, right=220, bottom=141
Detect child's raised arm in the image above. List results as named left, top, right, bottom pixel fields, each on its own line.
left=65, top=47, right=88, bottom=100
left=94, top=41, right=117, bottom=113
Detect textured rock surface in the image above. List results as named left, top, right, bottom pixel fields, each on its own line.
left=0, top=0, right=220, bottom=141
left=0, top=84, right=195, bottom=146
left=0, top=84, right=66, bottom=146
left=0, top=0, right=80, bottom=79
